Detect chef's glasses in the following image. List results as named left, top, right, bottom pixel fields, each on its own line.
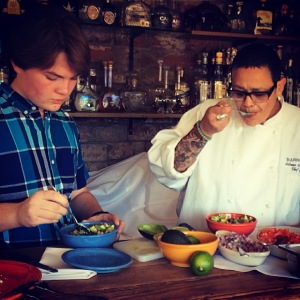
left=228, top=83, right=277, bottom=103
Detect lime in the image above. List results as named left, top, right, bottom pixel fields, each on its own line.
left=189, top=251, right=214, bottom=276
left=186, top=235, right=200, bottom=244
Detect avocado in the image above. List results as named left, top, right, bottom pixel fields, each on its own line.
left=161, top=229, right=192, bottom=245
left=138, top=224, right=168, bottom=240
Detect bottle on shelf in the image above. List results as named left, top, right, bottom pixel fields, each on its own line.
left=60, top=0, right=79, bottom=17
left=212, top=51, right=226, bottom=99
left=121, top=0, right=151, bottom=28
left=273, top=1, right=296, bottom=36
left=174, top=65, right=190, bottom=112
left=162, top=65, right=176, bottom=114
left=0, top=40, right=9, bottom=84
left=99, top=60, right=121, bottom=111
left=284, top=58, right=294, bottom=105
left=194, top=52, right=211, bottom=104
left=150, top=59, right=165, bottom=112
left=101, top=0, right=118, bottom=26
left=230, top=1, right=247, bottom=33
left=152, top=0, right=172, bottom=30
left=170, top=0, right=183, bottom=31
left=254, top=0, right=273, bottom=35
left=79, top=0, right=103, bottom=24
left=74, top=68, right=100, bottom=112
left=120, top=71, right=146, bottom=112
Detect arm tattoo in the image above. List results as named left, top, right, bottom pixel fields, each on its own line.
left=174, top=126, right=207, bottom=173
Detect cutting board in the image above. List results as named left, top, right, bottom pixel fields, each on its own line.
left=113, top=238, right=163, bottom=262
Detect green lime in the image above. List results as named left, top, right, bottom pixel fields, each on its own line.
left=186, top=235, right=200, bottom=244
left=189, top=251, right=214, bottom=276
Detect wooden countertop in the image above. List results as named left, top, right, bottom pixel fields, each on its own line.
left=1, top=247, right=300, bottom=299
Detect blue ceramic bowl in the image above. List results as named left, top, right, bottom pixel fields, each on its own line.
left=59, top=222, right=118, bottom=248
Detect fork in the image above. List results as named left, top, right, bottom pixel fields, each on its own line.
left=66, top=194, right=91, bottom=235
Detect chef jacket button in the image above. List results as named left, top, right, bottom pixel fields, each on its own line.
left=32, top=106, right=37, bottom=111
left=266, top=203, right=271, bottom=208
left=24, top=110, right=28, bottom=115
left=51, top=160, right=55, bottom=165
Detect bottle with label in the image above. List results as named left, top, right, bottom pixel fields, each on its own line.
left=74, top=70, right=100, bottom=112
left=284, top=58, right=294, bottom=104
left=99, top=61, right=121, bottom=111
left=79, top=0, right=103, bottom=24
left=231, top=1, right=250, bottom=33
left=254, top=0, right=273, bottom=35
left=152, top=59, right=165, bottom=112
left=122, top=0, right=151, bottom=28
left=152, top=0, right=172, bottom=30
left=194, top=52, right=211, bottom=104
left=60, top=0, right=79, bottom=17
left=175, top=66, right=190, bottom=112
left=101, top=0, right=118, bottom=26
left=3, top=0, right=23, bottom=15
left=170, top=0, right=183, bottom=31
left=0, top=40, right=8, bottom=83
left=120, top=72, right=146, bottom=112
left=212, top=51, right=226, bottom=99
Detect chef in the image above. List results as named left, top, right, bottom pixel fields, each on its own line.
left=148, top=43, right=300, bottom=231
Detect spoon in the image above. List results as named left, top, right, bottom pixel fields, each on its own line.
left=49, top=186, right=91, bottom=234
left=238, top=247, right=249, bottom=257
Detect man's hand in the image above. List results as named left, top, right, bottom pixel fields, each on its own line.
left=17, top=190, right=68, bottom=227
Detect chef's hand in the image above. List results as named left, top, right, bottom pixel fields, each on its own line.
left=84, top=213, right=125, bottom=240
left=199, top=100, right=232, bottom=138
left=17, top=190, right=68, bottom=227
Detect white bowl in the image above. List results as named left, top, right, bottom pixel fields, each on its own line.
left=216, top=230, right=270, bottom=267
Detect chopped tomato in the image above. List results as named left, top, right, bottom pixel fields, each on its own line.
left=258, top=227, right=300, bottom=245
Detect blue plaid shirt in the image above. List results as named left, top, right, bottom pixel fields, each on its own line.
left=0, top=82, right=89, bottom=248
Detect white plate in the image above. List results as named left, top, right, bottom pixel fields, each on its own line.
left=253, top=226, right=300, bottom=259
left=216, top=230, right=270, bottom=267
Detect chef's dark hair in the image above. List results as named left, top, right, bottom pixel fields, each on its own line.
left=231, top=43, right=282, bottom=84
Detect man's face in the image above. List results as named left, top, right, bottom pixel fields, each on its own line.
left=231, top=67, right=283, bottom=126
left=12, top=52, right=78, bottom=115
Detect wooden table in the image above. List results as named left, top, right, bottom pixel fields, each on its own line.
left=2, top=247, right=300, bottom=300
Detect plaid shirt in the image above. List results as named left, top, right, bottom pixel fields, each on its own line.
left=0, top=82, right=89, bottom=247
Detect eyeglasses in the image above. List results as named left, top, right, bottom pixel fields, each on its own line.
left=227, top=83, right=277, bottom=103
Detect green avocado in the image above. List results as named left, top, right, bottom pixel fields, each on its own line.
left=161, top=229, right=192, bottom=245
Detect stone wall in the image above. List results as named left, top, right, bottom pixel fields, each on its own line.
left=75, top=116, right=179, bottom=172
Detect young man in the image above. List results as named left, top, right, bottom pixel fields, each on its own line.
left=148, top=43, right=300, bottom=231
left=0, top=7, right=124, bottom=247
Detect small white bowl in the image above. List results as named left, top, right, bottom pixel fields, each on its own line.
left=216, top=230, right=270, bottom=267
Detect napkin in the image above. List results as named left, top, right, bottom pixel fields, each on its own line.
left=39, top=247, right=97, bottom=280
left=214, top=251, right=299, bottom=280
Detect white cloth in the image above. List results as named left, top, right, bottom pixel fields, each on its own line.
left=214, top=252, right=299, bottom=279
left=39, top=247, right=97, bottom=280
left=148, top=100, right=300, bottom=231
left=87, top=152, right=179, bottom=238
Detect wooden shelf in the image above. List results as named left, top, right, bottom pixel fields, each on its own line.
left=69, top=112, right=183, bottom=119
left=190, top=30, right=300, bottom=44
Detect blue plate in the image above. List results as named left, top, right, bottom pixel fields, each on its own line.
left=62, top=248, right=133, bottom=273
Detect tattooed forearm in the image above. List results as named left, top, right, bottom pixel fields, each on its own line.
left=174, top=125, right=207, bottom=172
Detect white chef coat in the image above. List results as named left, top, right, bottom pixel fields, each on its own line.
left=148, top=100, right=300, bottom=231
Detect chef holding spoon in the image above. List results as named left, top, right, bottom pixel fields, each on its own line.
left=148, top=43, right=300, bottom=231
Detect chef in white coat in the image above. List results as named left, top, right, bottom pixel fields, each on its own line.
left=148, top=43, right=300, bottom=231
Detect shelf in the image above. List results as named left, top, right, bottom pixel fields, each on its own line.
left=69, top=112, right=183, bottom=119
left=190, top=30, right=300, bottom=44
